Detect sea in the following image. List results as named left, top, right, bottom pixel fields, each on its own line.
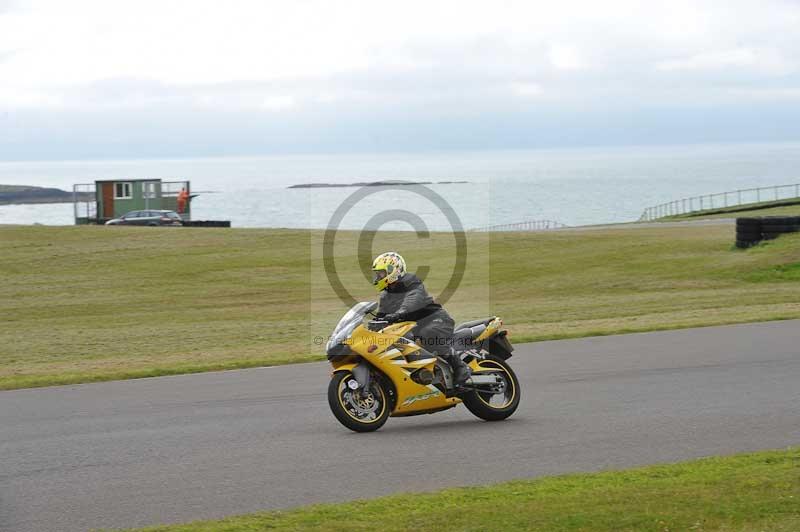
left=0, top=142, right=799, bottom=230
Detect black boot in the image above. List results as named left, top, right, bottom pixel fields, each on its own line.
left=448, top=349, right=472, bottom=385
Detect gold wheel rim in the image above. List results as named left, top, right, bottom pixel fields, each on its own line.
left=474, top=360, right=515, bottom=409
left=337, top=374, right=386, bottom=423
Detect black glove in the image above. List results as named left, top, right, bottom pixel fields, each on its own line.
left=384, top=312, right=402, bottom=323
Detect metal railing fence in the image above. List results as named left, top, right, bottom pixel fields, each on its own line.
left=73, top=183, right=96, bottom=221
left=472, top=220, right=568, bottom=232
left=640, top=183, right=800, bottom=221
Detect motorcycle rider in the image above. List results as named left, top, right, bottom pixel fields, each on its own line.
left=371, top=251, right=472, bottom=385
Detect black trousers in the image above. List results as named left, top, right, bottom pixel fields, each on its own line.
left=413, top=311, right=455, bottom=358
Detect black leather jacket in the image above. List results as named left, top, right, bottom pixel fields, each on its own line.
left=376, top=273, right=450, bottom=323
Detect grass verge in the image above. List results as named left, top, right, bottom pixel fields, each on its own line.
left=128, top=447, right=800, bottom=532
left=2, top=224, right=800, bottom=390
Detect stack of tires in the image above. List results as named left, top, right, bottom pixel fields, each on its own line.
left=182, top=220, right=232, bottom=227
left=736, top=216, right=800, bottom=248
left=761, top=216, right=800, bottom=241
left=736, top=218, right=762, bottom=248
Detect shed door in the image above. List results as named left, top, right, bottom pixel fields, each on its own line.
left=102, top=182, right=114, bottom=219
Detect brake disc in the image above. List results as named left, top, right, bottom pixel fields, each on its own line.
left=343, top=390, right=380, bottom=417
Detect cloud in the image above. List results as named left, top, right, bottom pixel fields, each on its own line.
left=1, top=0, right=800, bottom=157
left=0, top=48, right=19, bottom=64
left=510, top=82, right=544, bottom=98
left=0, top=0, right=17, bottom=14
left=547, top=44, right=586, bottom=71
left=656, top=48, right=795, bottom=75
left=2, top=2, right=798, bottom=96
left=260, top=95, right=296, bottom=111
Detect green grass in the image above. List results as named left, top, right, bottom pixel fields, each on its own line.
left=127, top=447, right=800, bottom=532
left=1, top=224, right=800, bottom=390
left=661, top=198, right=800, bottom=221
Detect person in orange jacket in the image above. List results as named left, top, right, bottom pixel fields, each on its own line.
left=177, top=187, right=189, bottom=214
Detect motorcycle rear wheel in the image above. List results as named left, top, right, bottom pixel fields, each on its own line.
left=328, top=371, right=391, bottom=432
left=462, top=356, right=520, bottom=421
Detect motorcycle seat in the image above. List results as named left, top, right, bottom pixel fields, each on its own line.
left=455, top=317, right=496, bottom=331
left=452, top=323, right=488, bottom=351
left=452, top=328, right=476, bottom=342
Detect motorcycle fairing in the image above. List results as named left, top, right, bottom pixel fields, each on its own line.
left=330, top=320, right=461, bottom=415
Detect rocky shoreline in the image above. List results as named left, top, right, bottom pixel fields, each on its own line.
left=0, top=185, right=91, bottom=205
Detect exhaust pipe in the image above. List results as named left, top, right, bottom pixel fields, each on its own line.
left=467, top=374, right=503, bottom=386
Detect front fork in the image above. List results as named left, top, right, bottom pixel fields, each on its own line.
left=350, top=362, right=372, bottom=397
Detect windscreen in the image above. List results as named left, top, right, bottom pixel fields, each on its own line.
left=326, top=301, right=377, bottom=350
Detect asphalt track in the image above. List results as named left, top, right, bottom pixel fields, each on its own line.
left=2, top=320, right=799, bottom=531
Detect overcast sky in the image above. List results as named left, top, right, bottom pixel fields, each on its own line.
left=1, top=0, right=800, bottom=159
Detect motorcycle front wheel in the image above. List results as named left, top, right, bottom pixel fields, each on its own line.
left=328, top=371, right=391, bottom=432
left=462, top=355, right=520, bottom=421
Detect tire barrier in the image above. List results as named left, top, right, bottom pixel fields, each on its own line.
left=736, top=216, right=800, bottom=248
left=182, top=220, right=231, bottom=228
left=736, top=218, right=762, bottom=248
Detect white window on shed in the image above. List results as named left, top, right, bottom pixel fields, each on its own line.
left=143, top=182, right=157, bottom=199
left=115, top=182, right=132, bottom=199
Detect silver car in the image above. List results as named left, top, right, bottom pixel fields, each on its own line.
left=105, top=210, right=183, bottom=226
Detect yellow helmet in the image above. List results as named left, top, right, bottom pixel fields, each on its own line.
left=372, top=252, right=406, bottom=292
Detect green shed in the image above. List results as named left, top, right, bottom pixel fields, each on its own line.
left=74, top=179, right=192, bottom=224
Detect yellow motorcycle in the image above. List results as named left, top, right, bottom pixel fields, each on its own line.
left=326, top=301, right=520, bottom=432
